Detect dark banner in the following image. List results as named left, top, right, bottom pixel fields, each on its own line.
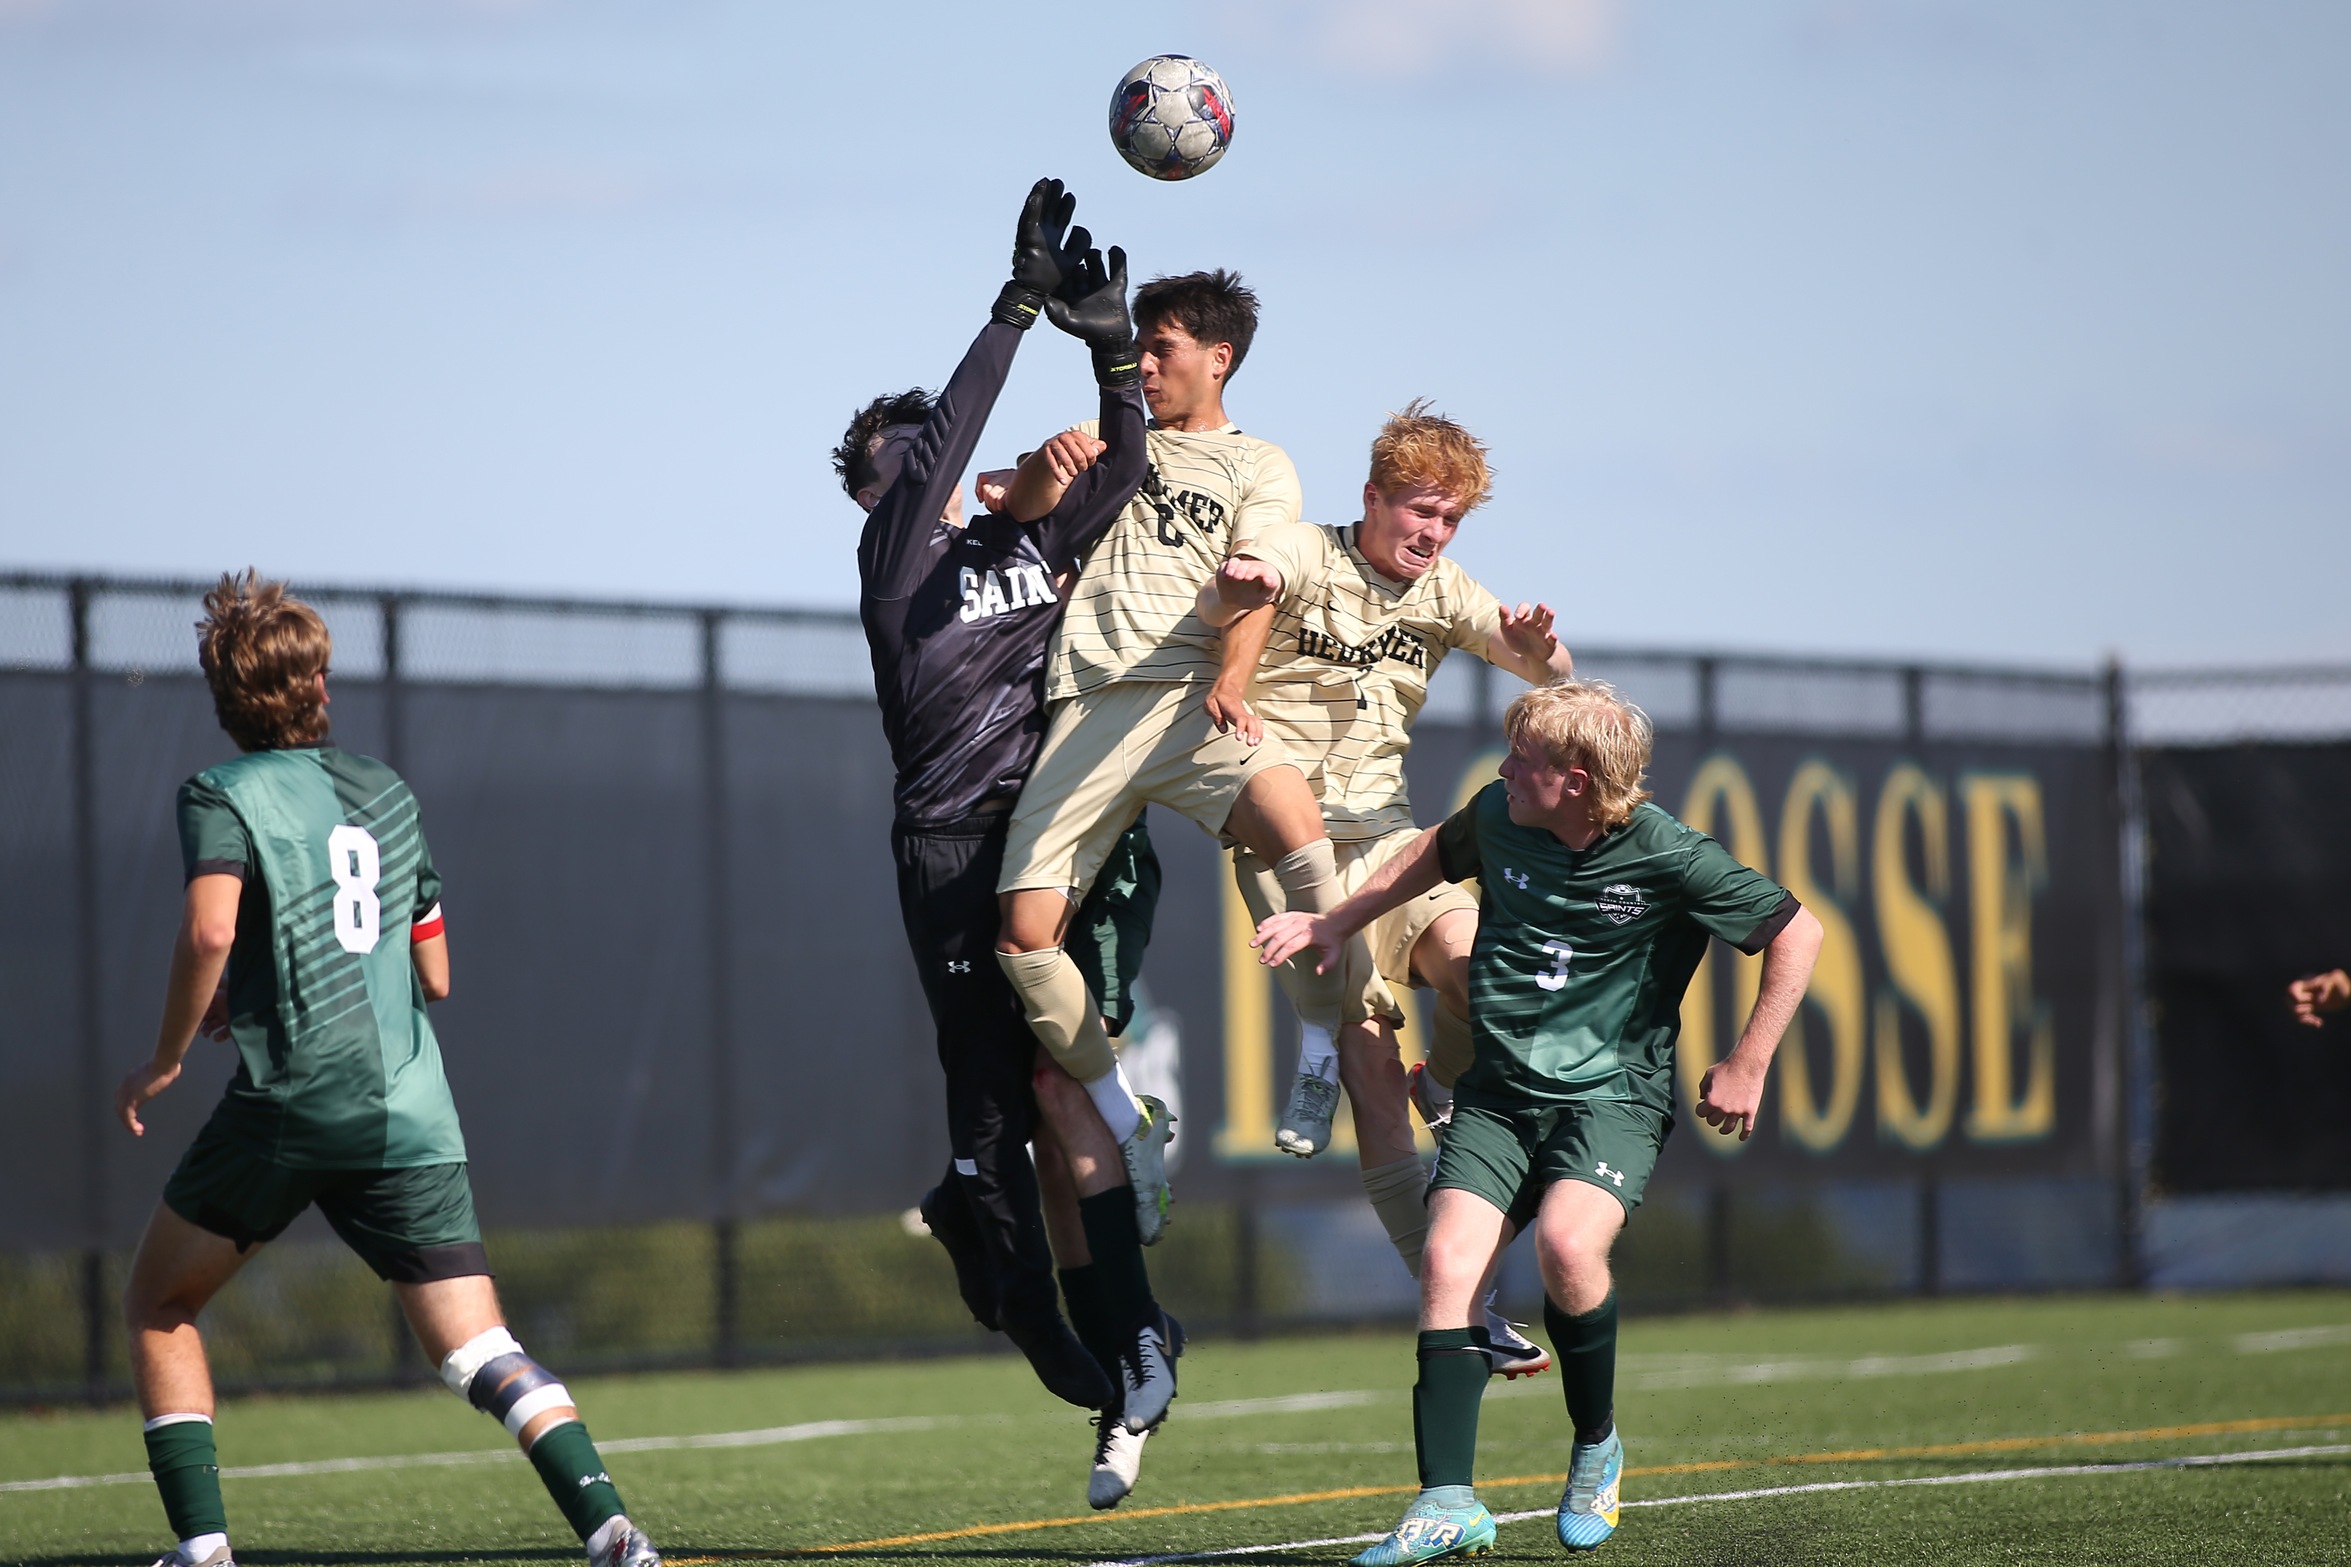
left=2142, top=742, right=2351, bottom=1192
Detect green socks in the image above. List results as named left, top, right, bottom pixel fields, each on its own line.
left=144, top=1415, right=227, bottom=1545
left=1412, top=1328, right=1490, bottom=1489
left=1077, top=1190, right=1157, bottom=1333
left=1545, top=1290, right=1619, bottom=1443
left=527, top=1419, right=627, bottom=1542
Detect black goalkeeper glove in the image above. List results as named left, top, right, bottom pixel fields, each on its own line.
left=1045, top=238, right=1140, bottom=388
left=992, top=177, right=1078, bottom=330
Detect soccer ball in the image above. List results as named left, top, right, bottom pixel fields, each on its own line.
left=1108, top=55, right=1235, bottom=181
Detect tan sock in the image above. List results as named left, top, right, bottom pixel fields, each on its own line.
left=1361, top=1155, right=1432, bottom=1278
left=1268, top=841, right=1345, bottom=1029
left=1429, top=1000, right=1475, bottom=1090
left=996, top=947, right=1118, bottom=1082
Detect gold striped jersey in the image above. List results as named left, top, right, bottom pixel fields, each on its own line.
left=1046, top=421, right=1303, bottom=700
left=1237, top=521, right=1504, bottom=841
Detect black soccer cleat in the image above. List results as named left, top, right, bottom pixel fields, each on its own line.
left=917, top=1183, right=1000, bottom=1332
left=1004, top=1307, right=1117, bottom=1410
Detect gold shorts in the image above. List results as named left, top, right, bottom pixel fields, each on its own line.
left=1233, top=827, right=1478, bottom=1025
left=1000, top=680, right=1302, bottom=897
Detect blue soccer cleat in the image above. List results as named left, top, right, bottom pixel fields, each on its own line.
left=1556, top=1427, right=1623, bottom=1550
left=1351, top=1491, right=1497, bottom=1566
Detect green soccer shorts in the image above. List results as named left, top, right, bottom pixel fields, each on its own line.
left=1066, top=812, right=1161, bottom=1037
left=163, top=1113, right=489, bottom=1283
left=1430, top=1097, right=1674, bottom=1230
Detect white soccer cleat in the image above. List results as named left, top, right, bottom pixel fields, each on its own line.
left=587, top=1518, right=662, bottom=1567
left=151, top=1549, right=233, bottom=1567
left=1274, top=1063, right=1341, bottom=1157
left=1117, top=1315, right=1179, bottom=1433
left=1089, top=1413, right=1151, bottom=1508
left=1120, top=1094, right=1177, bottom=1244
left=1481, top=1291, right=1551, bottom=1379
left=1406, top=1062, right=1452, bottom=1144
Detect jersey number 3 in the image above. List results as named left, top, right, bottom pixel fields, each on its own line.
left=1535, top=941, right=1573, bottom=992
left=327, top=824, right=382, bottom=955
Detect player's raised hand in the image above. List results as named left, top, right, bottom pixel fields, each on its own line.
left=1038, top=430, right=1107, bottom=484
left=1253, top=910, right=1340, bottom=975
left=1498, top=602, right=1560, bottom=665
left=1046, top=243, right=1142, bottom=386
left=1214, top=556, right=1283, bottom=613
left=974, top=469, right=1018, bottom=513
left=1695, top=1056, right=1766, bottom=1140
left=116, top=1056, right=181, bottom=1136
left=2288, top=968, right=2351, bottom=1028
left=994, top=177, right=1078, bottom=329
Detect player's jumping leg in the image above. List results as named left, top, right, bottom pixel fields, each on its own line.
left=409, top=1277, right=661, bottom=1567
left=1354, top=1187, right=1507, bottom=1567
left=1037, top=1133, right=1166, bottom=1509
left=1534, top=1181, right=1627, bottom=1551
left=1222, top=773, right=1348, bottom=1156
left=1030, top=1055, right=1180, bottom=1436
left=124, top=1207, right=250, bottom=1567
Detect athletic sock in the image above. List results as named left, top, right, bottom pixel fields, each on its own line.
left=1413, top=1328, right=1489, bottom=1488
left=1083, top=1061, right=1144, bottom=1144
left=998, top=947, right=1120, bottom=1082
left=1077, top=1189, right=1157, bottom=1334
left=1361, top=1156, right=1431, bottom=1277
left=1267, top=842, right=1345, bottom=1030
left=143, top=1415, right=227, bottom=1548
left=1545, top=1291, right=1619, bottom=1444
left=1296, top=1021, right=1338, bottom=1083
left=526, top=1418, right=627, bottom=1542
left=1428, top=1003, right=1474, bottom=1090
left=1060, top=1264, right=1124, bottom=1387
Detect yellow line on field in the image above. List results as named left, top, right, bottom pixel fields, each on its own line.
left=669, top=1409, right=2351, bottom=1561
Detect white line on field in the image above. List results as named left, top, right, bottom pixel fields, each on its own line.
left=1083, top=1444, right=2351, bottom=1566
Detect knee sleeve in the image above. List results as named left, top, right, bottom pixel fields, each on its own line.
left=1429, top=1000, right=1474, bottom=1090
left=440, top=1328, right=574, bottom=1441
left=1362, top=1155, right=1431, bottom=1279
left=1267, top=841, right=1345, bottom=1028
left=997, top=947, right=1118, bottom=1083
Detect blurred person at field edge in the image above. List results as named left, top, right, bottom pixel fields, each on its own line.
left=2287, top=969, right=2350, bottom=1027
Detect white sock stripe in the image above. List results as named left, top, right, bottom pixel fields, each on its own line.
left=439, top=1326, right=524, bottom=1397
left=142, top=1413, right=214, bottom=1432
left=504, top=1383, right=575, bottom=1437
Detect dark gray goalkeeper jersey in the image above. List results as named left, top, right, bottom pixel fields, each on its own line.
left=178, top=745, right=464, bottom=1168
left=857, top=315, right=1148, bottom=828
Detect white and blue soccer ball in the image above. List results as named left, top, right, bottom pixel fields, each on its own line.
left=1108, top=55, right=1235, bottom=181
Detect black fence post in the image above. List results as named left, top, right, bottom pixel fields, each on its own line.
left=2106, top=658, right=2152, bottom=1288
left=379, top=595, right=426, bottom=1382
left=70, top=579, right=108, bottom=1403
left=701, top=611, right=741, bottom=1365
left=1693, top=655, right=1733, bottom=1305
left=1902, top=667, right=1940, bottom=1299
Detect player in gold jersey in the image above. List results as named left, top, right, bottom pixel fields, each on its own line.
left=992, top=271, right=1349, bottom=1263
left=1202, top=403, right=1573, bottom=1373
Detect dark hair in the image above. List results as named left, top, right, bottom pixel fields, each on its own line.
left=831, top=388, right=934, bottom=500
left=1132, top=269, right=1259, bottom=381
left=197, top=569, right=333, bottom=752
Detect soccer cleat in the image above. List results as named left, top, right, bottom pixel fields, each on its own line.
left=917, top=1183, right=1000, bottom=1332
left=151, top=1549, right=233, bottom=1567
left=1406, top=1062, right=1452, bottom=1144
left=1003, top=1307, right=1115, bottom=1410
left=587, top=1517, right=663, bottom=1567
left=1116, top=1311, right=1180, bottom=1433
left=1274, top=1063, right=1341, bottom=1157
left=1088, top=1412, right=1151, bottom=1508
left=1119, top=1094, right=1177, bottom=1245
left=1481, top=1291, right=1550, bottom=1379
left=1556, top=1426, right=1623, bottom=1551
left=1350, top=1493, right=1497, bottom=1566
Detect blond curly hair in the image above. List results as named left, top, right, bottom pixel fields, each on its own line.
left=1503, top=680, right=1654, bottom=830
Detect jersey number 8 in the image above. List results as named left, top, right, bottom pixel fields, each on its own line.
left=327, top=824, right=382, bottom=955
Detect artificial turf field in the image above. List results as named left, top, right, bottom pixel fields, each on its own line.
left=6, top=1291, right=2350, bottom=1567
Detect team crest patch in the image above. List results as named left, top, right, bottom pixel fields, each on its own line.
left=1596, top=884, right=1649, bottom=924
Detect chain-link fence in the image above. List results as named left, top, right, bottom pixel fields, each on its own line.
left=5, top=571, right=2345, bottom=1404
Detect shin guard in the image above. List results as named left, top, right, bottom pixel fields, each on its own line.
left=440, top=1327, right=575, bottom=1438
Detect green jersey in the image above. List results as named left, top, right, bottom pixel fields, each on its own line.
left=178, top=746, right=464, bottom=1169
left=1435, top=783, right=1796, bottom=1115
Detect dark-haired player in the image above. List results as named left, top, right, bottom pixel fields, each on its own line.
left=839, top=179, right=1183, bottom=1499
left=1257, top=681, right=1822, bottom=1563
left=992, top=270, right=1349, bottom=1271
left=116, top=573, right=662, bottom=1567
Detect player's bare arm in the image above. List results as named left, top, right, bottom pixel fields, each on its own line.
left=1695, top=906, right=1825, bottom=1140
left=1489, top=601, right=1575, bottom=685
left=414, top=931, right=451, bottom=1002
left=999, top=429, right=1108, bottom=521
left=2288, top=968, right=2351, bottom=1028
left=118, top=873, right=243, bottom=1136
left=1253, top=825, right=1446, bottom=976
left=1203, top=600, right=1273, bottom=745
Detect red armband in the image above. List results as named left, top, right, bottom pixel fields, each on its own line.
left=412, top=902, right=445, bottom=943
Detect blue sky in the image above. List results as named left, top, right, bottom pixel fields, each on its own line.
left=1, top=0, right=2345, bottom=667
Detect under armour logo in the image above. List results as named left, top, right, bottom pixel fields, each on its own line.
left=946, top=960, right=972, bottom=974
left=1595, top=1161, right=1625, bottom=1188
left=1502, top=867, right=1530, bottom=890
